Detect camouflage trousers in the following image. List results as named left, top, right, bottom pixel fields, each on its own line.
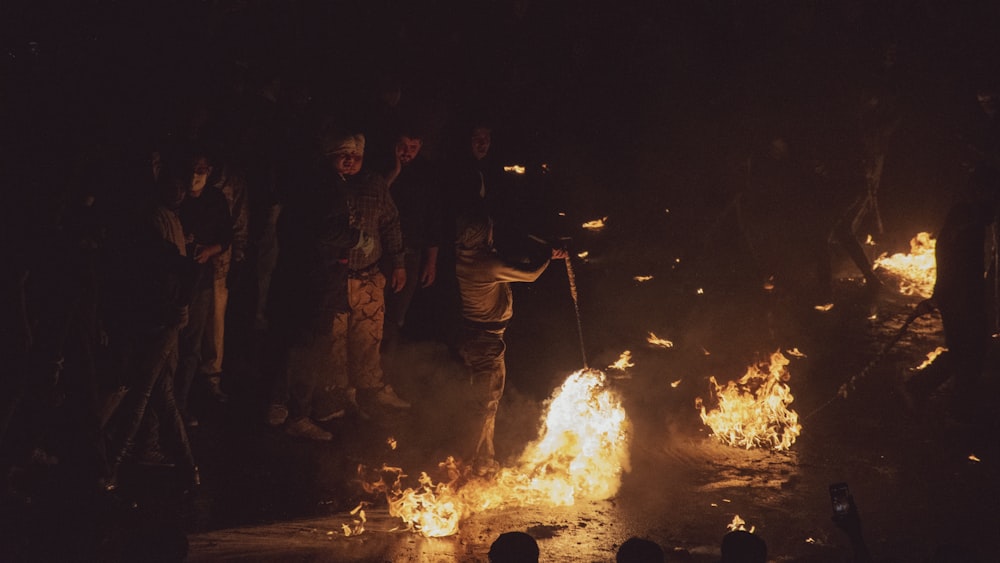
left=331, top=272, right=387, bottom=390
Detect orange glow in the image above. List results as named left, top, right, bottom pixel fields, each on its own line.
left=696, top=351, right=802, bottom=451
left=582, top=217, right=607, bottom=231
left=374, top=369, right=630, bottom=537
left=874, top=232, right=936, bottom=298
left=647, top=332, right=674, bottom=348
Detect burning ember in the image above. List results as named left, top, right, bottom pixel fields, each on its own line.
left=582, top=217, right=608, bottom=231
left=341, top=503, right=367, bottom=536
left=371, top=369, right=631, bottom=537
left=609, top=350, right=635, bottom=371
left=647, top=332, right=674, bottom=348
left=695, top=351, right=802, bottom=451
left=503, top=164, right=526, bottom=175
left=633, top=275, right=653, bottom=282
left=873, top=232, right=937, bottom=298
left=727, top=514, right=756, bottom=533
left=913, top=346, right=947, bottom=371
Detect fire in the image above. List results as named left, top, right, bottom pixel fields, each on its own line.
left=814, top=303, right=834, bottom=312
left=633, top=275, right=653, bottom=282
left=647, top=332, right=674, bottom=348
left=727, top=514, right=756, bottom=533
left=913, top=346, right=947, bottom=371
left=874, top=232, right=937, bottom=298
left=341, top=503, right=368, bottom=536
left=503, top=164, right=526, bottom=175
left=695, top=351, right=802, bottom=451
left=582, top=217, right=607, bottom=231
left=609, top=350, right=634, bottom=371
left=376, top=369, right=630, bottom=537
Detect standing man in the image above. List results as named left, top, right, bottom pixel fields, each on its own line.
left=327, top=131, right=411, bottom=411
left=265, top=132, right=367, bottom=439
left=174, top=146, right=233, bottom=427
left=381, top=127, right=443, bottom=366
left=455, top=211, right=567, bottom=475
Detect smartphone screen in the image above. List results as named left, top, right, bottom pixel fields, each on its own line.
left=829, top=482, right=850, bottom=516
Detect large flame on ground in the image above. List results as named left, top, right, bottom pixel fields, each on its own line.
left=372, top=369, right=630, bottom=537
left=695, top=351, right=802, bottom=451
left=874, top=232, right=936, bottom=298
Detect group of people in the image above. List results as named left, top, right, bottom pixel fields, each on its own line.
left=1, top=51, right=573, bottom=506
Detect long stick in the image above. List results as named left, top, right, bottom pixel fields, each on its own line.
left=803, top=298, right=935, bottom=421
left=563, top=256, right=589, bottom=369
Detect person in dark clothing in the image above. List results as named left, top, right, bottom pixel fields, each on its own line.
left=904, top=165, right=999, bottom=421
left=173, top=147, right=233, bottom=427
left=265, top=134, right=368, bottom=439
left=381, top=128, right=443, bottom=367
left=102, top=164, right=200, bottom=491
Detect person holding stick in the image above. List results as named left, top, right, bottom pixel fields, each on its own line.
left=455, top=209, right=567, bottom=475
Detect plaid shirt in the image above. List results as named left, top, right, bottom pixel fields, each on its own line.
left=344, top=171, right=404, bottom=271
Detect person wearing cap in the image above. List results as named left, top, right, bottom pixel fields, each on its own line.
left=323, top=130, right=411, bottom=411
left=265, top=130, right=370, bottom=439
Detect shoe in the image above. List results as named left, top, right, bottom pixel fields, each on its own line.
left=207, top=375, right=229, bottom=403
left=313, top=387, right=349, bottom=421
left=374, top=385, right=411, bottom=409
left=267, top=403, right=289, bottom=426
left=136, top=449, right=176, bottom=468
left=284, top=417, right=332, bottom=441
left=314, top=407, right=346, bottom=422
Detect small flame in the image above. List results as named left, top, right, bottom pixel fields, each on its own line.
left=865, top=234, right=875, bottom=246
left=647, top=332, right=674, bottom=348
left=582, top=217, right=607, bottom=231
left=696, top=288, right=705, bottom=295
left=969, top=454, right=981, bottom=462
left=763, top=276, right=775, bottom=291
left=913, top=346, right=947, bottom=371
left=696, top=351, right=802, bottom=451
left=503, top=164, right=526, bottom=175
left=670, top=379, right=682, bottom=388
left=609, top=350, right=635, bottom=371
left=814, top=303, right=834, bottom=312
left=727, top=514, right=756, bottom=533
left=577, top=250, right=590, bottom=260
left=785, top=348, right=806, bottom=358
left=387, top=437, right=397, bottom=450
left=874, top=232, right=936, bottom=298
left=633, top=275, right=653, bottom=282
left=342, top=503, right=368, bottom=536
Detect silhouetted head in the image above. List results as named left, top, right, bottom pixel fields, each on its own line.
left=617, top=536, right=665, bottom=563
left=720, top=530, right=766, bottom=563
left=489, top=531, right=538, bottom=563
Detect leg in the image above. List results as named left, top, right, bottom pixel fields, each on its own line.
left=460, top=327, right=506, bottom=468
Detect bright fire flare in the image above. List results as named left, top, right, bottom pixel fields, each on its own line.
left=582, top=217, right=607, bottom=231
left=503, top=164, right=526, bottom=175
left=874, top=232, right=937, bottom=298
left=696, top=351, right=802, bottom=451
left=376, top=369, right=630, bottom=537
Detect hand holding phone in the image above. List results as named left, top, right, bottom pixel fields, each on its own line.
left=829, top=482, right=851, bottom=517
